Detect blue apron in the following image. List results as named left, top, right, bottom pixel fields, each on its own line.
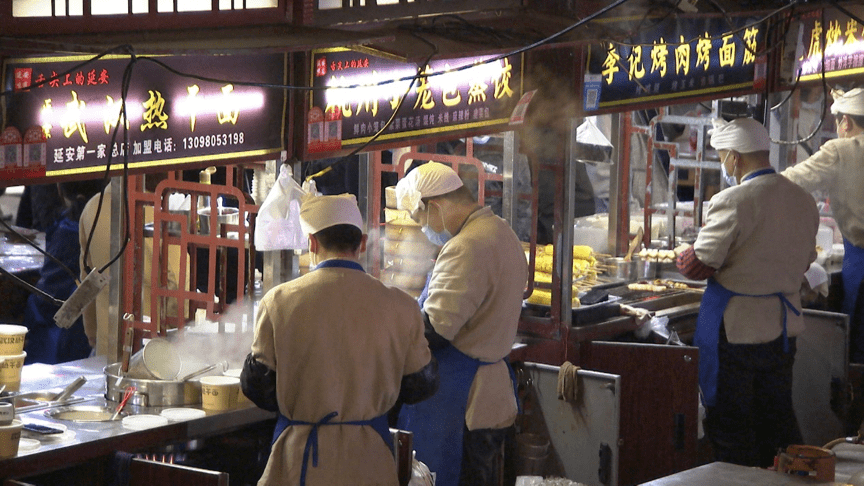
left=268, top=258, right=394, bottom=486
left=272, top=411, right=393, bottom=486
left=397, top=344, right=491, bottom=486
left=694, top=278, right=799, bottom=407
left=841, top=238, right=864, bottom=318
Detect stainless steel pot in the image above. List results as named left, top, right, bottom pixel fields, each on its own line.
left=639, top=260, right=661, bottom=280
left=604, top=257, right=640, bottom=281
left=104, top=362, right=201, bottom=407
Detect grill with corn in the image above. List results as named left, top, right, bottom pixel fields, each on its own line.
left=525, top=244, right=599, bottom=307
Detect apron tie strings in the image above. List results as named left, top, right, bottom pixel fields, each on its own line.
left=273, top=410, right=392, bottom=486
left=775, top=292, right=801, bottom=353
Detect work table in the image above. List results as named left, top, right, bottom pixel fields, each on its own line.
left=0, top=355, right=276, bottom=482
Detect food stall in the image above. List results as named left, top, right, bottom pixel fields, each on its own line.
left=1, top=0, right=861, bottom=484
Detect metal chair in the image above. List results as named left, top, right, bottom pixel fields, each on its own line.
left=128, top=457, right=229, bottom=486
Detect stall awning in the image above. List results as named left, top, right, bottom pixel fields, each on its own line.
left=0, top=24, right=396, bottom=57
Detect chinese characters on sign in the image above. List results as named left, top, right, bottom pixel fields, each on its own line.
left=307, top=49, right=523, bottom=157
left=797, top=7, right=864, bottom=82
left=586, top=16, right=764, bottom=110
left=2, top=53, right=287, bottom=181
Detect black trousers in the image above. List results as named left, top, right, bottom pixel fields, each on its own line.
left=460, top=425, right=516, bottom=486
left=703, top=326, right=802, bottom=468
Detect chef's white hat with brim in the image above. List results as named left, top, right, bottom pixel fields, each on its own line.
left=395, top=162, right=463, bottom=214
left=830, top=88, right=864, bottom=116
left=708, top=117, right=770, bottom=153
left=299, top=193, right=364, bottom=236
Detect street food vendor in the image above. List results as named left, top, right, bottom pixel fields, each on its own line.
left=395, top=162, right=528, bottom=486
left=781, top=87, right=864, bottom=363
left=675, top=118, right=819, bottom=468
left=241, top=193, right=438, bottom=486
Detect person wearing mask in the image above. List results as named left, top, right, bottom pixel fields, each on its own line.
left=241, top=193, right=438, bottom=486
left=782, top=87, right=864, bottom=363
left=23, top=179, right=106, bottom=364
left=395, top=162, right=528, bottom=486
left=676, top=118, right=819, bottom=467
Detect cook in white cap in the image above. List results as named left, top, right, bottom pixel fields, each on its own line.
left=393, top=162, right=528, bottom=486
left=783, top=86, right=864, bottom=365
left=243, top=193, right=438, bottom=486
left=676, top=118, right=819, bottom=468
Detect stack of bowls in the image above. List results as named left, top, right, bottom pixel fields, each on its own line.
left=0, top=325, right=27, bottom=392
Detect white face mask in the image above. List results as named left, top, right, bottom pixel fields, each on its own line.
left=421, top=202, right=452, bottom=246
left=721, top=151, right=737, bottom=187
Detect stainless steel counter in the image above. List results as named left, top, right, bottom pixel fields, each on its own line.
left=0, top=355, right=275, bottom=480
left=641, top=461, right=844, bottom=485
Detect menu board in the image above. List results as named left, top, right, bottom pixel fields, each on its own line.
left=795, top=6, right=864, bottom=84
left=305, top=48, right=523, bottom=159
left=584, top=15, right=766, bottom=111
left=1, top=53, right=287, bottom=182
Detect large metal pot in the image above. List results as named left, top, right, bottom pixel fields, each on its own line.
left=104, top=362, right=201, bottom=407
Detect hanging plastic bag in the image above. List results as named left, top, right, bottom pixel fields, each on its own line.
left=254, top=165, right=308, bottom=251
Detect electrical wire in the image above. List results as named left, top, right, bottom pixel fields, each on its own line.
left=0, top=217, right=78, bottom=282
left=827, top=0, right=864, bottom=27
left=82, top=53, right=137, bottom=275
left=0, top=265, right=64, bottom=306
left=770, top=6, right=830, bottom=146
left=0, top=44, right=132, bottom=99
left=0, top=3, right=637, bottom=305
left=603, top=1, right=798, bottom=59
left=1, top=1, right=631, bottom=98
left=305, top=30, right=440, bottom=182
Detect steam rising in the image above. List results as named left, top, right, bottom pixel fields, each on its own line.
left=168, top=300, right=257, bottom=376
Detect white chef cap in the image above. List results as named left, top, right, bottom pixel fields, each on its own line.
left=299, top=193, right=363, bottom=236
left=830, top=87, right=864, bottom=116
left=708, top=117, right=770, bottom=153
left=395, top=162, right=463, bottom=214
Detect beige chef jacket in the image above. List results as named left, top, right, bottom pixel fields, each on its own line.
left=78, top=186, right=186, bottom=356
left=251, top=264, right=431, bottom=486
left=693, top=171, right=819, bottom=344
left=781, top=133, right=864, bottom=247
left=423, top=206, right=528, bottom=430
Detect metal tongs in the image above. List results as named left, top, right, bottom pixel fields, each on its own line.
left=111, top=386, right=136, bottom=421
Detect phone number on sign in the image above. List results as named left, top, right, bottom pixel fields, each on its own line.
left=182, top=132, right=245, bottom=150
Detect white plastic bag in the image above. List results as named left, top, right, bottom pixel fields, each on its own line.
left=254, top=165, right=308, bottom=251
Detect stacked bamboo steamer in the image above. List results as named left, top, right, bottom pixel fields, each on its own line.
left=382, top=186, right=438, bottom=298
left=0, top=325, right=28, bottom=392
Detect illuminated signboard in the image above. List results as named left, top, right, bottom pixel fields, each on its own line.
left=306, top=48, right=523, bottom=157
left=797, top=7, right=864, bottom=83
left=1, top=53, right=287, bottom=181
left=585, top=15, right=765, bottom=110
